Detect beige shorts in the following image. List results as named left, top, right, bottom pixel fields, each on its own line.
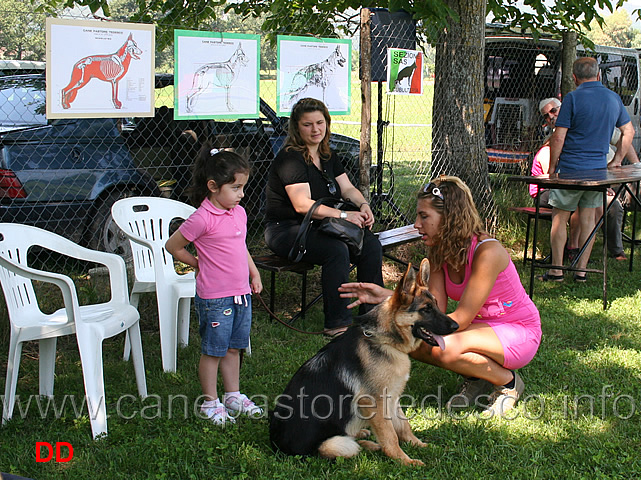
left=549, top=188, right=602, bottom=211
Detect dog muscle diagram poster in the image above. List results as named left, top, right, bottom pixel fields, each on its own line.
left=46, top=18, right=155, bottom=119
left=277, top=36, right=351, bottom=115
left=387, top=48, right=423, bottom=95
left=174, top=30, right=260, bottom=120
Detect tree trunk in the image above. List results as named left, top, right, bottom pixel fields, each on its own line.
left=561, top=30, right=578, bottom=97
left=432, top=0, right=495, bottom=228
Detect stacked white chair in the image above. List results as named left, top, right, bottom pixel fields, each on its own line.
left=111, top=197, right=196, bottom=372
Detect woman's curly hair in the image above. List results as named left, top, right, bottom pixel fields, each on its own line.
left=417, top=175, right=487, bottom=271
left=283, top=97, right=332, bottom=165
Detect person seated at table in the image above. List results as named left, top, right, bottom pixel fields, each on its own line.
left=536, top=96, right=636, bottom=268
left=339, top=176, right=542, bottom=417
left=263, top=97, right=384, bottom=339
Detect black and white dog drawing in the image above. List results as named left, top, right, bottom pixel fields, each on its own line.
left=185, top=43, right=248, bottom=113
left=283, top=45, right=346, bottom=108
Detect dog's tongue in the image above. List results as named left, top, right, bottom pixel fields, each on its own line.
left=433, top=334, right=446, bottom=350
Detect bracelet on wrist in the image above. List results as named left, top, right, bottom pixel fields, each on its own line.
left=360, top=202, right=369, bottom=208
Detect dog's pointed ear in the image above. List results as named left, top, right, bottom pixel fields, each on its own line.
left=417, top=258, right=431, bottom=287
left=390, top=263, right=417, bottom=307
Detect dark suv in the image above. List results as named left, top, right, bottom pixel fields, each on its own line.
left=0, top=74, right=160, bottom=253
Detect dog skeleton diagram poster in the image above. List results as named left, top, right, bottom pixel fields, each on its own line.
left=387, top=48, right=423, bottom=95
left=277, top=36, right=351, bottom=115
left=46, top=18, right=155, bottom=119
left=174, top=30, right=260, bottom=120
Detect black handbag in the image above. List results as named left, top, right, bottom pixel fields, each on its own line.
left=288, top=198, right=364, bottom=262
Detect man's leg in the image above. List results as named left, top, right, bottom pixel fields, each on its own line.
left=606, top=198, right=625, bottom=258
left=575, top=206, right=598, bottom=272
left=549, top=208, right=572, bottom=277
left=568, top=211, right=581, bottom=249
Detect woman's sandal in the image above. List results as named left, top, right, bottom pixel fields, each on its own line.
left=573, top=273, right=587, bottom=283
left=323, top=327, right=348, bottom=339
left=538, top=272, right=564, bottom=282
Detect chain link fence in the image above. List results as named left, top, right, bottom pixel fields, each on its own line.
left=0, top=7, right=445, bottom=259
left=0, top=7, right=444, bottom=336
left=3, top=6, right=639, bottom=310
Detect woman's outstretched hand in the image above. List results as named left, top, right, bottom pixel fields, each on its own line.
left=338, top=282, right=392, bottom=309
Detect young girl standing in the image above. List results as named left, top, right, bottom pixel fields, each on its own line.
left=166, top=144, right=263, bottom=425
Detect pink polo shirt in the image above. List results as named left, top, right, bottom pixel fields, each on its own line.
left=179, top=198, right=250, bottom=299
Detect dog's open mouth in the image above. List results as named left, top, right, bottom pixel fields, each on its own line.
left=412, top=325, right=446, bottom=350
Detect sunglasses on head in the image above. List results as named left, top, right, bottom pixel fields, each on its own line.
left=422, top=182, right=444, bottom=201
left=543, top=107, right=558, bottom=119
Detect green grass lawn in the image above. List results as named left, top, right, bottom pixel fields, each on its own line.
left=1, top=232, right=641, bottom=478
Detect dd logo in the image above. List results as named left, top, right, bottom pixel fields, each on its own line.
left=36, top=442, right=74, bottom=463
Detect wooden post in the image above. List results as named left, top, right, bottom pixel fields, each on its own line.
left=359, top=8, right=372, bottom=199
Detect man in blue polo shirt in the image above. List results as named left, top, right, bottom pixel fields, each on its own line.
left=542, top=56, right=634, bottom=282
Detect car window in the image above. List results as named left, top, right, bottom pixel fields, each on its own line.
left=0, top=77, right=47, bottom=129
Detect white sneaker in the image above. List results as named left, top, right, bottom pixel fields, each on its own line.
left=201, top=404, right=236, bottom=426
left=483, top=372, right=525, bottom=417
left=224, top=393, right=263, bottom=417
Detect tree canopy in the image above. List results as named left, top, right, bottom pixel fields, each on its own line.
left=585, top=8, right=641, bottom=48
left=34, top=0, right=632, bottom=47
left=0, top=0, right=46, bottom=60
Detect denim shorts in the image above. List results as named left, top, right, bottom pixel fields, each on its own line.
left=195, top=294, right=252, bottom=357
left=549, top=188, right=601, bottom=211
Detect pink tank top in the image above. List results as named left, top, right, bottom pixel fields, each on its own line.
left=443, top=236, right=536, bottom=322
left=529, top=145, right=548, bottom=198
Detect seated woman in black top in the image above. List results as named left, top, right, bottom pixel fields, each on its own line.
left=264, top=98, right=384, bottom=338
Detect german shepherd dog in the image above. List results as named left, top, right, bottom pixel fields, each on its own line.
left=269, top=259, right=459, bottom=466
left=284, top=45, right=346, bottom=108
left=61, top=33, right=142, bottom=110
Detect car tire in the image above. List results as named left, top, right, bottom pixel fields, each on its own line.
left=88, top=190, right=134, bottom=260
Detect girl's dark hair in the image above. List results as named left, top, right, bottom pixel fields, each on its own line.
left=283, top=97, right=332, bottom=165
left=188, top=141, right=250, bottom=205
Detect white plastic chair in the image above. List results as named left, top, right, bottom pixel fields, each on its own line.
left=111, top=196, right=196, bottom=372
left=0, top=223, right=147, bottom=439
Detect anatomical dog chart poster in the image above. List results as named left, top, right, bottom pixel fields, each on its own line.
left=174, top=30, right=260, bottom=120
left=387, top=48, right=423, bottom=95
left=277, top=36, right=351, bottom=115
left=46, top=18, right=155, bottom=119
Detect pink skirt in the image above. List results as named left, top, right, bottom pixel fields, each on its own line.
left=473, top=301, right=542, bottom=370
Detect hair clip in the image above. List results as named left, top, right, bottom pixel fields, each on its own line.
left=210, top=148, right=220, bottom=156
